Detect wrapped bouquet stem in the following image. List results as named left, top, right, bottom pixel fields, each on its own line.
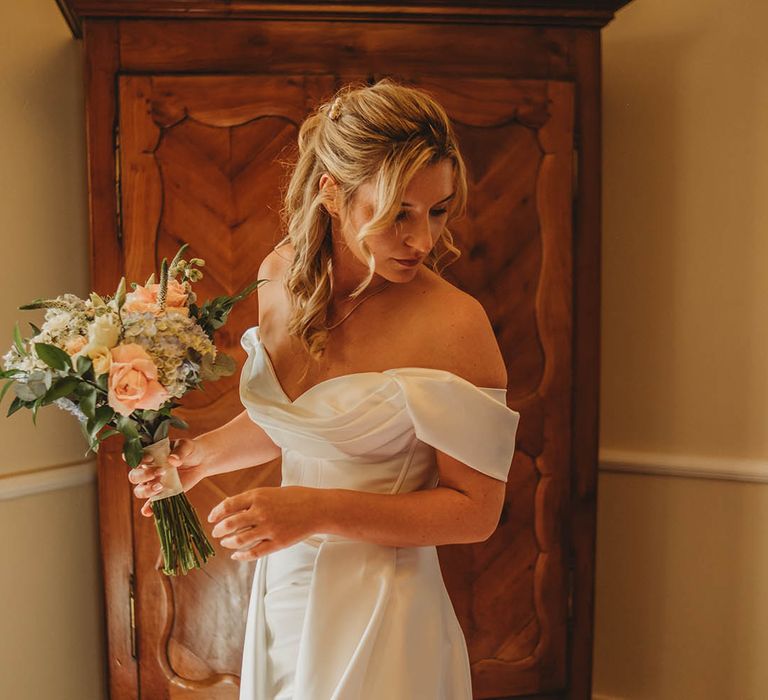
left=1, top=243, right=265, bottom=576
left=142, top=437, right=214, bottom=576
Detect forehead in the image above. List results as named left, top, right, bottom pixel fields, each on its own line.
left=356, top=159, right=454, bottom=205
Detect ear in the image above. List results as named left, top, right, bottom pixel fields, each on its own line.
left=318, top=173, right=340, bottom=217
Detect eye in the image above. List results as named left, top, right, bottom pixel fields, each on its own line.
left=396, top=208, right=447, bottom=222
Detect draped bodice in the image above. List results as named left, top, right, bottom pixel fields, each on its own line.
left=239, top=325, right=521, bottom=492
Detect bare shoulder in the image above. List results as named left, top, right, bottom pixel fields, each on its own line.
left=256, top=240, right=294, bottom=325
left=258, top=239, right=293, bottom=279
left=415, top=268, right=508, bottom=390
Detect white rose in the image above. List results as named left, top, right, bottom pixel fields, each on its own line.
left=88, top=313, right=120, bottom=349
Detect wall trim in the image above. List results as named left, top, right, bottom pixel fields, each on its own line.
left=1, top=448, right=763, bottom=501
left=0, top=459, right=97, bottom=501
left=599, top=448, right=768, bottom=483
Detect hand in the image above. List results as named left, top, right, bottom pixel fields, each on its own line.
left=125, top=438, right=209, bottom=517
left=207, top=486, right=318, bottom=561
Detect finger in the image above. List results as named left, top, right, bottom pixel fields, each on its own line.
left=128, top=466, right=164, bottom=485
left=141, top=500, right=153, bottom=517
left=219, top=526, right=265, bottom=551
left=208, top=491, right=253, bottom=524
left=134, top=481, right=165, bottom=499
left=231, top=539, right=274, bottom=561
left=211, top=511, right=254, bottom=539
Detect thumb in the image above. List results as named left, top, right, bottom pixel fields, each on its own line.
left=168, top=438, right=197, bottom=468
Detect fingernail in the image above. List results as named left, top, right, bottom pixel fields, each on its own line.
left=152, top=483, right=162, bottom=492
left=156, top=469, right=167, bottom=476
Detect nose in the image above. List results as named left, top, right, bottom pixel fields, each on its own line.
left=402, top=214, right=433, bottom=255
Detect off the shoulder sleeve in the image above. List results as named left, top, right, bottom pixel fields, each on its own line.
left=389, top=369, right=521, bottom=482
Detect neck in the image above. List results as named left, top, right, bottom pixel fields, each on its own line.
left=329, top=229, right=388, bottom=301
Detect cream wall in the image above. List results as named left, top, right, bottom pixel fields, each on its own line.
left=0, top=2, right=106, bottom=699
left=595, top=0, right=768, bottom=698
left=1, top=1, right=763, bottom=699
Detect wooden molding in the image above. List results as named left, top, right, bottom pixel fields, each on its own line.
left=55, top=0, right=635, bottom=38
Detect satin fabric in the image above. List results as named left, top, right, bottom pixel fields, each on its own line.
left=237, top=325, right=520, bottom=699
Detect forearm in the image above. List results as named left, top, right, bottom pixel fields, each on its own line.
left=194, top=409, right=282, bottom=478
left=313, top=486, right=493, bottom=547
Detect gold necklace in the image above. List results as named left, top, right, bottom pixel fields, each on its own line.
left=325, top=281, right=391, bottom=330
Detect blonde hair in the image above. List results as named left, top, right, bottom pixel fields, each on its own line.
left=275, top=77, right=468, bottom=362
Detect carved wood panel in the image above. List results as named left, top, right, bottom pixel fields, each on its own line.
left=117, top=72, right=573, bottom=698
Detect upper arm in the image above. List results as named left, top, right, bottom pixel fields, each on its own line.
left=434, top=294, right=509, bottom=539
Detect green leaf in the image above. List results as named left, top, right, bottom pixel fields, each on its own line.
left=28, top=321, right=42, bottom=336
left=0, top=379, right=16, bottom=403
left=13, top=321, right=26, bottom=356
left=0, top=368, right=23, bottom=379
left=31, top=396, right=43, bottom=426
left=17, top=297, right=48, bottom=310
left=80, top=385, right=97, bottom=419
left=34, top=342, right=72, bottom=372
left=6, top=396, right=25, bottom=417
left=42, top=376, right=80, bottom=404
left=168, top=415, right=189, bottom=430
left=153, top=420, right=170, bottom=443
left=75, top=355, right=93, bottom=376
left=98, top=428, right=120, bottom=440
left=116, top=414, right=140, bottom=440
left=124, top=438, right=144, bottom=468
left=86, top=405, right=114, bottom=438
left=95, top=372, right=109, bottom=392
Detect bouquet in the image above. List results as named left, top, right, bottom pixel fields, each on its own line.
left=0, top=243, right=264, bottom=576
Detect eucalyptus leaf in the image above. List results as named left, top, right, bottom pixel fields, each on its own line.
left=14, top=382, right=37, bottom=402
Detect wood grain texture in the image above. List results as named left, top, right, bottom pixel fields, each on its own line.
left=82, top=18, right=139, bottom=700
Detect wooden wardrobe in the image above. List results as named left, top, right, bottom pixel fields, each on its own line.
left=55, top=1, right=632, bottom=697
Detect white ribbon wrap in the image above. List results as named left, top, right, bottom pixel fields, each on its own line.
left=142, top=436, right=184, bottom=501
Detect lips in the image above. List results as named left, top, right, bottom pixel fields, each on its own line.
left=395, top=257, right=422, bottom=263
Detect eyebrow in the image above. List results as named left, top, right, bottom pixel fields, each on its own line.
left=401, top=192, right=456, bottom=208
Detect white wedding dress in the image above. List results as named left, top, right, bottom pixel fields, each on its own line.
left=237, top=325, right=520, bottom=700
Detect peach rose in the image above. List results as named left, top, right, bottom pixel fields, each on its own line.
left=122, top=279, right=189, bottom=316
left=107, top=343, right=170, bottom=416
left=64, top=335, right=88, bottom=355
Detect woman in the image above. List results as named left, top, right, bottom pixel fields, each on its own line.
left=128, top=78, right=521, bottom=700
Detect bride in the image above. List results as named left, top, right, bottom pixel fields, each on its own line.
left=128, top=77, right=520, bottom=700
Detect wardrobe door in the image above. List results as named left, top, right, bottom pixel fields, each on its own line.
left=117, top=73, right=335, bottom=699
left=392, top=76, right=576, bottom=698
left=114, top=69, right=574, bottom=699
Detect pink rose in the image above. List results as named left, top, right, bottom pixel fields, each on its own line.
left=107, top=344, right=170, bottom=416
left=122, top=279, right=189, bottom=315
